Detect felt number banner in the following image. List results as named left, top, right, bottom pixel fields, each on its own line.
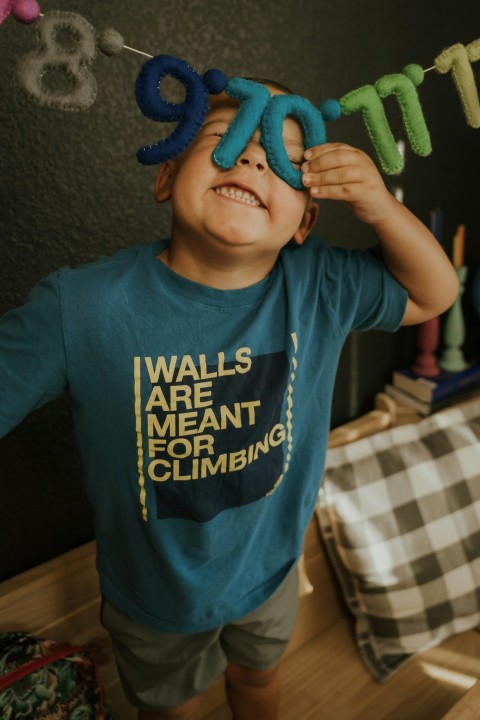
left=2, top=4, right=480, bottom=183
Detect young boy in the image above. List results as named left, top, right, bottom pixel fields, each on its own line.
left=0, top=82, right=458, bottom=720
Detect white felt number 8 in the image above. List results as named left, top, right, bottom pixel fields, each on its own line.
left=17, top=10, right=98, bottom=111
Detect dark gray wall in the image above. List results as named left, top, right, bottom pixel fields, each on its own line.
left=1, top=0, right=479, bottom=580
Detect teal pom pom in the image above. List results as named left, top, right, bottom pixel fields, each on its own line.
left=318, top=98, right=342, bottom=122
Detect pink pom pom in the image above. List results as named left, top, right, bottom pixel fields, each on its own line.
left=11, top=0, right=40, bottom=23
left=0, top=0, right=15, bottom=25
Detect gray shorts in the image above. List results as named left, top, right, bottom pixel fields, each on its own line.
left=100, top=566, right=299, bottom=712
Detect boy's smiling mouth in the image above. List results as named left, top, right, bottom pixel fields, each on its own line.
left=214, top=184, right=265, bottom=209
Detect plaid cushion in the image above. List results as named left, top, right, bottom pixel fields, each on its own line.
left=316, top=398, right=480, bottom=682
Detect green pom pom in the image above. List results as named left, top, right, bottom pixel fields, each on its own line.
left=403, top=63, right=424, bottom=87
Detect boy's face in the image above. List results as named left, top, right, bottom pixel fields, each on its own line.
left=155, top=86, right=318, bottom=268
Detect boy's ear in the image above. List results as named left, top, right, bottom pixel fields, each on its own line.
left=154, top=161, right=175, bottom=203
left=292, top=199, right=319, bottom=245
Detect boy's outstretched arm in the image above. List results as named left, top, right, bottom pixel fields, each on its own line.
left=301, top=143, right=460, bottom=325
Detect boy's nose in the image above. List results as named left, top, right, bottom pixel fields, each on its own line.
left=236, top=140, right=268, bottom=173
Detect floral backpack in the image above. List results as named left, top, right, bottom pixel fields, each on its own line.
left=0, top=632, right=113, bottom=719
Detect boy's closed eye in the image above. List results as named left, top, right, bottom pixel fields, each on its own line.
left=284, top=143, right=304, bottom=168
left=201, top=120, right=230, bottom=137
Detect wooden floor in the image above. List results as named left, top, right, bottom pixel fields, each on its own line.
left=102, top=524, right=480, bottom=720
left=103, top=616, right=480, bottom=720
left=104, top=620, right=480, bottom=720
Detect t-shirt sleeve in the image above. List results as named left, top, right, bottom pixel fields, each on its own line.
left=322, top=244, right=408, bottom=334
left=0, top=273, right=68, bottom=437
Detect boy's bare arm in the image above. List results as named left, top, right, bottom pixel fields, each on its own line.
left=301, top=143, right=459, bottom=325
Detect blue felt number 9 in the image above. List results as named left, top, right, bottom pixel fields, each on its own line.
left=135, top=54, right=227, bottom=165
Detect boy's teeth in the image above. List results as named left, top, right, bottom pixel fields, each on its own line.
left=215, top=185, right=262, bottom=207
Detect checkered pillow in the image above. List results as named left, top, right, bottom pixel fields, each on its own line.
left=316, top=399, right=480, bottom=682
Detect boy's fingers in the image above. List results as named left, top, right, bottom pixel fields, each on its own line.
left=304, top=142, right=357, bottom=160
left=308, top=182, right=363, bottom=199
left=304, top=142, right=347, bottom=155
left=302, top=166, right=363, bottom=190
left=302, top=145, right=361, bottom=174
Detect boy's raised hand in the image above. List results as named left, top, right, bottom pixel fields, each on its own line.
left=301, top=143, right=459, bottom=327
left=301, top=143, right=396, bottom=226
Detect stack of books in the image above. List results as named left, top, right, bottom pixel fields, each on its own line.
left=385, top=361, right=480, bottom=415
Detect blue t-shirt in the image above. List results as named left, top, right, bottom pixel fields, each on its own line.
left=0, top=237, right=407, bottom=632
